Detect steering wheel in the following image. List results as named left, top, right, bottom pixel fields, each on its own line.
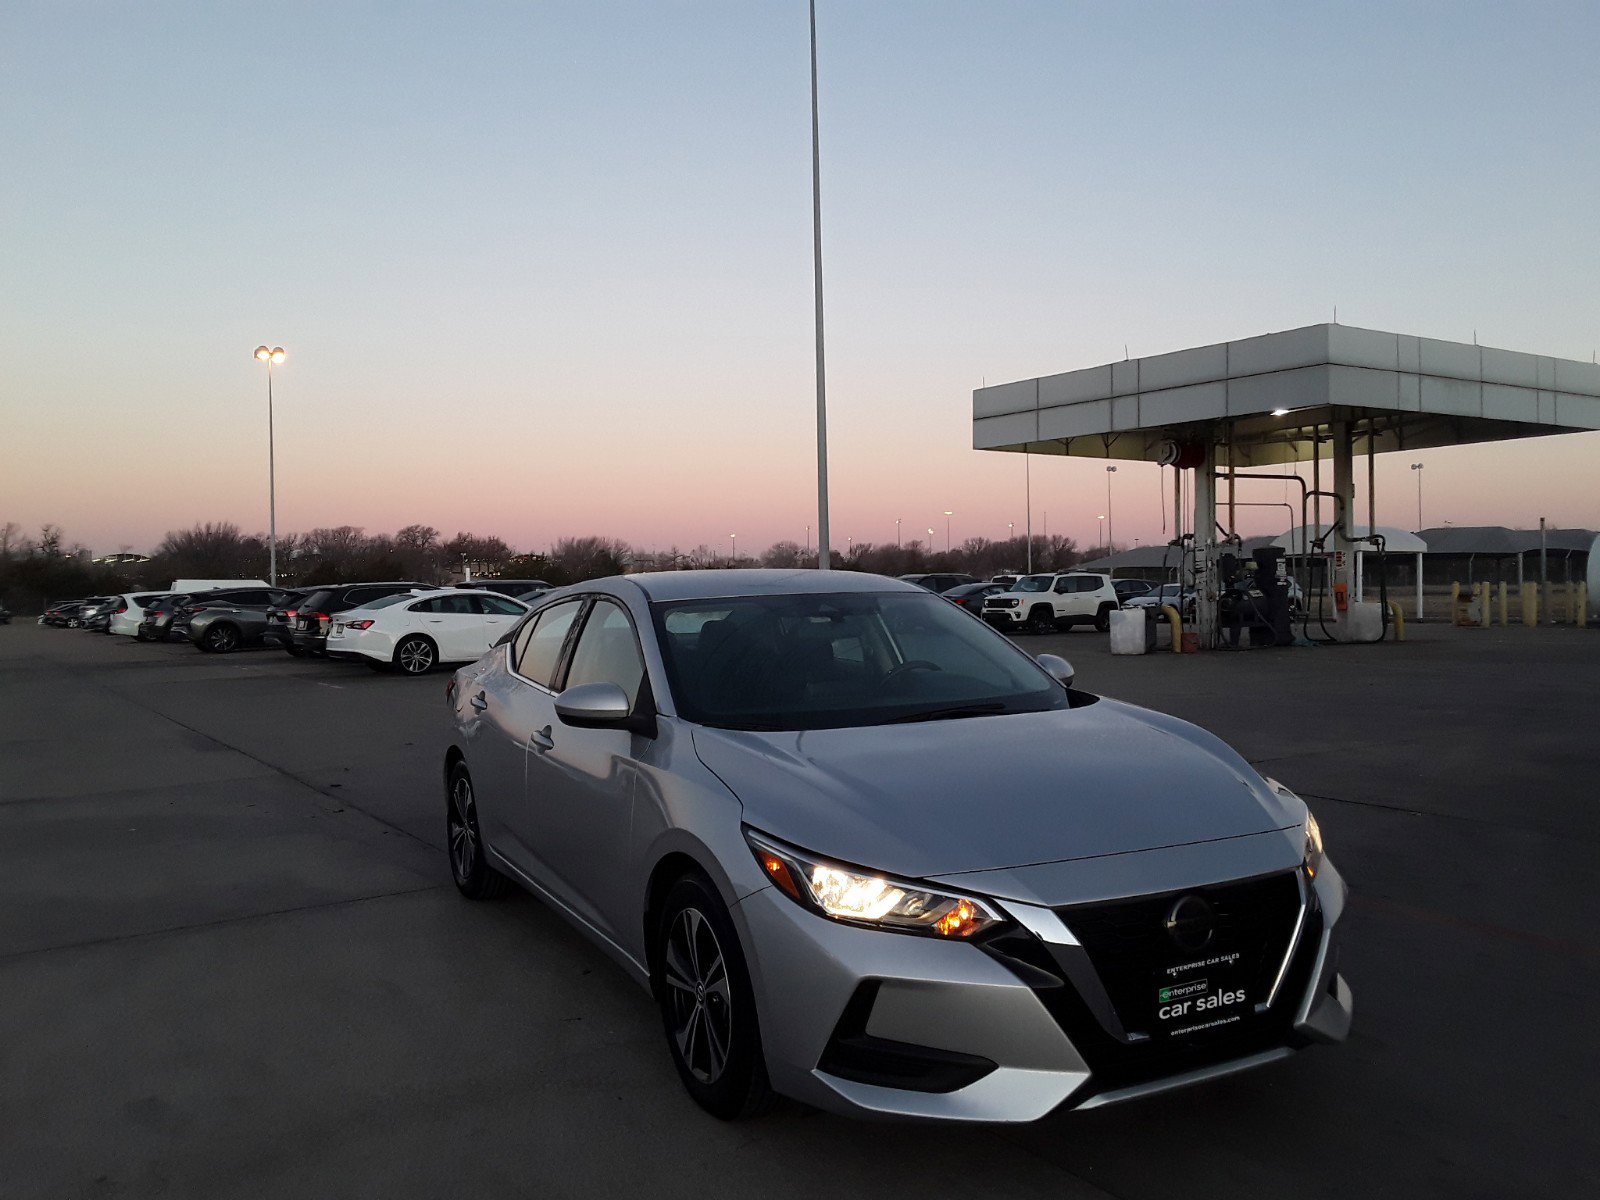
left=879, top=659, right=942, bottom=687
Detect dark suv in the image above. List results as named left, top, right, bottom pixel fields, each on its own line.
left=898, top=572, right=978, bottom=593
left=456, top=578, right=552, bottom=598
left=288, top=582, right=432, bottom=656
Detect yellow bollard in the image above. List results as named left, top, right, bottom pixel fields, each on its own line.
left=1160, top=606, right=1183, bottom=653
left=1479, top=582, right=1491, bottom=628
left=1387, top=600, right=1405, bottom=641
left=1497, top=581, right=1508, bottom=627
left=1522, top=582, right=1538, bottom=627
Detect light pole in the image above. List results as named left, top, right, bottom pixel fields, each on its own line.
left=809, top=0, right=832, bottom=569
left=927, top=527, right=935, bottom=554
left=1410, top=463, right=1424, bottom=529
left=1008, top=521, right=1014, bottom=542
left=729, top=533, right=737, bottom=562
left=1097, top=514, right=1106, bottom=553
left=253, top=345, right=285, bottom=585
left=943, top=510, right=953, bottom=552
left=1105, top=465, right=1118, bottom=550
left=896, top=517, right=901, bottom=548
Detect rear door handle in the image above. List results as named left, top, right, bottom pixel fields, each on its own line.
left=530, top=726, right=554, bottom=754
left=470, top=691, right=488, bottom=712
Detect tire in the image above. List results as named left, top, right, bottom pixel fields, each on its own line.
left=1026, top=605, right=1055, bottom=635
left=446, top=762, right=511, bottom=900
left=394, top=635, right=436, bottom=676
left=652, top=874, right=772, bottom=1120
left=203, top=624, right=241, bottom=653
left=1094, top=604, right=1115, bottom=633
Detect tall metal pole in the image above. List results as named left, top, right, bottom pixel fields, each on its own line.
left=809, top=0, right=831, bottom=569
left=1024, top=452, right=1032, bottom=572
left=267, top=362, right=277, bottom=586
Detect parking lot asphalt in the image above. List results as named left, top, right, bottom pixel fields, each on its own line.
left=2, top=619, right=1595, bottom=1199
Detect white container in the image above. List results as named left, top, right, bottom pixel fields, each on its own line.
left=1109, top=608, right=1149, bottom=655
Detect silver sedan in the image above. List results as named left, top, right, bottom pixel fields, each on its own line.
left=443, top=570, right=1350, bottom=1122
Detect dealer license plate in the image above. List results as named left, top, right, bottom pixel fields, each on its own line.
left=1151, top=950, right=1254, bottom=1038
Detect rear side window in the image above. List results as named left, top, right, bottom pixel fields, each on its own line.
left=477, top=595, right=526, bottom=616
left=412, top=594, right=476, bottom=615
left=513, top=599, right=583, bottom=687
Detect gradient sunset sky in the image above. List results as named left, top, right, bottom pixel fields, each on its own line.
left=3, top=1, right=1598, bottom=557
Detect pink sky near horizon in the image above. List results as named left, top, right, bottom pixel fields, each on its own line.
left=3, top=3, right=1597, bottom=558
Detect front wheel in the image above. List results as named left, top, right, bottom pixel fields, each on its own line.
left=654, top=875, right=771, bottom=1120
left=394, top=635, right=436, bottom=675
left=1025, top=605, right=1056, bottom=635
left=1094, top=604, right=1115, bottom=633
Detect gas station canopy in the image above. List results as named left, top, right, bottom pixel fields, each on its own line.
left=973, top=323, right=1600, bottom=465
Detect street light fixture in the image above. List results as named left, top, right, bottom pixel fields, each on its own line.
left=253, top=345, right=285, bottom=585
left=1410, top=463, right=1424, bottom=530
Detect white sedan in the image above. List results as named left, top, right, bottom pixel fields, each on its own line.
left=326, top=589, right=530, bottom=675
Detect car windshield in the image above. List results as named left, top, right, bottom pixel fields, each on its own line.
left=652, top=591, right=1069, bottom=732
left=1014, top=575, right=1053, bottom=593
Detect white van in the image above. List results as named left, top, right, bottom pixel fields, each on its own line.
left=169, top=578, right=270, bottom=592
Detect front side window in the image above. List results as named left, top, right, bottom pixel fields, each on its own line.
left=477, top=595, right=526, bottom=616
left=514, top=599, right=583, bottom=687
left=564, top=601, right=646, bottom=706
left=1015, top=575, right=1052, bottom=593
left=653, top=591, right=1066, bottom=731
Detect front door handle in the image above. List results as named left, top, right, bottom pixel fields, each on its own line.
left=470, top=691, right=488, bottom=712
left=530, top=725, right=554, bottom=754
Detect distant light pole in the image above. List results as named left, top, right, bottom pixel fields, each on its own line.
left=927, top=527, right=935, bottom=551
left=896, top=517, right=902, bottom=548
left=847, top=535, right=854, bottom=555
left=1410, top=463, right=1424, bottom=529
left=1008, top=521, right=1014, bottom=542
left=1097, top=514, right=1106, bottom=552
left=943, top=510, right=953, bottom=552
left=253, top=345, right=285, bottom=585
left=1105, top=465, right=1118, bottom=549
left=805, top=524, right=811, bottom=553
left=808, top=0, right=832, bottom=569
left=729, top=533, right=737, bottom=562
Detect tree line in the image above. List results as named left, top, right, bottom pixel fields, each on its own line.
left=0, top=519, right=1086, bottom=614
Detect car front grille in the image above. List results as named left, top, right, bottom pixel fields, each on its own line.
left=1058, top=871, right=1303, bottom=1040
left=979, top=868, right=1321, bottom=1103
left=987, top=598, right=1019, bottom=609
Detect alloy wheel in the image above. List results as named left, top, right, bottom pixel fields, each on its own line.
left=662, top=907, right=733, bottom=1084
left=447, top=773, right=478, bottom=883
left=398, top=638, right=434, bottom=674
left=208, top=626, right=239, bottom=652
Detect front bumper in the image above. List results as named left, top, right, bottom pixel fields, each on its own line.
left=732, top=860, right=1349, bottom=1123
left=981, top=606, right=1026, bottom=627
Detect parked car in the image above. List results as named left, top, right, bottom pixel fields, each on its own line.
left=326, top=589, right=529, bottom=674
left=287, top=582, right=433, bottom=656
left=1125, top=583, right=1198, bottom=623
left=982, top=572, right=1122, bottom=633
left=442, top=570, right=1349, bottom=1122
left=108, top=593, right=172, bottom=637
left=42, top=600, right=85, bottom=627
left=991, top=574, right=1019, bottom=589
left=164, top=587, right=290, bottom=645
left=136, top=594, right=192, bottom=641
left=941, top=581, right=1008, bottom=612
left=0, top=599, right=10, bottom=624
left=898, top=572, right=978, bottom=593
left=188, top=588, right=305, bottom=653
left=74, top=596, right=116, bottom=632
left=1112, top=579, right=1155, bottom=603
left=458, top=578, right=553, bottom=598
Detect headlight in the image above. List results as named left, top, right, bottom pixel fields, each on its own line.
left=1303, top=810, right=1325, bottom=878
left=1266, top=777, right=1325, bottom=879
left=744, top=829, right=1005, bottom=939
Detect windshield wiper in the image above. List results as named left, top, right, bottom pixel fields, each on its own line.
left=886, top=702, right=1008, bottom=723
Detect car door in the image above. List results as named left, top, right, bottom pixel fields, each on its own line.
left=523, top=597, right=650, bottom=941
left=474, top=594, right=526, bottom=654
left=472, top=599, right=585, bottom=874
left=410, top=593, right=485, bottom=661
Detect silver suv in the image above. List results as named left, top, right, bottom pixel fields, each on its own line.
left=982, top=572, right=1121, bottom=634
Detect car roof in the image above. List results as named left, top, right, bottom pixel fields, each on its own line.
left=622, top=569, right=924, bottom=603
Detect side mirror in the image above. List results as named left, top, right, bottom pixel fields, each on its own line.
left=1036, top=653, right=1074, bottom=689
left=555, top=681, right=656, bottom=736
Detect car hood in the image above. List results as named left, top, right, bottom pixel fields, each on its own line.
left=691, top=699, right=1301, bottom=879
